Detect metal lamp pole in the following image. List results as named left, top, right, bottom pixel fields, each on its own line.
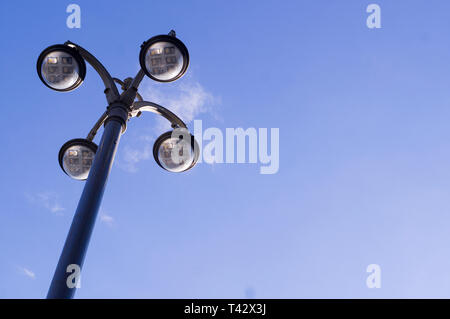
left=47, top=106, right=126, bottom=299
left=45, top=38, right=190, bottom=299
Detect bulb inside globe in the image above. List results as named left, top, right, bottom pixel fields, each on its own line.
left=144, top=42, right=185, bottom=81
left=41, top=51, right=81, bottom=90
left=62, top=144, right=95, bottom=180
left=157, top=136, right=195, bottom=172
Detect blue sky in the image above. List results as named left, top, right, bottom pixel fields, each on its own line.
left=2, top=0, right=450, bottom=298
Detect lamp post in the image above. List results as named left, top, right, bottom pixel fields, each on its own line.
left=37, top=31, right=198, bottom=299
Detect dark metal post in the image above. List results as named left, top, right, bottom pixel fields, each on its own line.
left=47, top=105, right=127, bottom=299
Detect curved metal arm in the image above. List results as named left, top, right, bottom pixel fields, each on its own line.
left=131, top=101, right=187, bottom=128
left=65, top=41, right=120, bottom=104
left=130, top=69, right=146, bottom=91
left=120, top=69, right=146, bottom=106
left=135, top=92, right=144, bottom=102
left=87, top=100, right=187, bottom=141
left=86, top=111, right=108, bottom=141
left=113, top=77, right=143, bottom=102
left=113, top=77, right=126, bottom=89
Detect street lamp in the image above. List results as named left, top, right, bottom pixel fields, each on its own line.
left=153, top=130, right=199, bottom=172
left=139, top=32, right=189, bottom=82
left=58, top=139, right=98, bottom=180
left=37, top=30, right=198, bottom=299
left=37, top=44, right=86, bottom=92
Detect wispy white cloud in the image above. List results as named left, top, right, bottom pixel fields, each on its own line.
left=140, top=79, right=218, bottom=131
left=100, top=213, right=115, bottom=227
left=19, top=267, right=36, bottom=279
left=118, top=77, right=218, bottom=173
left=26, top=191, right=65, bottom=215
left=119, top=143, right=152, bottom=173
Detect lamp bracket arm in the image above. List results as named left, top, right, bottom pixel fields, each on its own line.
left=120, top=69, right=146, bottom=106
left=130, top=101, right=187, bottom=129
left=64, top=41, right=120, bottom=105
left=86, top=111, right=108, bottom=141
